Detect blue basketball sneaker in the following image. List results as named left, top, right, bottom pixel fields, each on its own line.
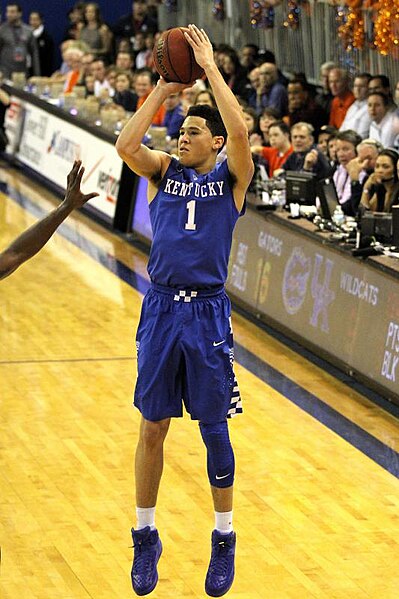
left=205, top=530, right=236, bottom=597
left=131, top=526, right=162, bottom=596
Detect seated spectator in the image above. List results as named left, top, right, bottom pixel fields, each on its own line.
left=251, top=120, right=293, bottom=177
left=328, top=67, right=355, bottom=129
left=162, top=92, right=185, bottom=139
left=327, top=132, right=339, bottom=170
left=135, top=33, right=155, bottom=70
left=250, top=106, right=280, bottom=147
left=29, top=11, right=55, bottom=77
left=112, top=0, right=158, bottom=48
left=193, top=89, right=217, bottom=108
left=368, top=91, right=398, bottom=148
left=249, top=62, right=288, bottom=116
left=242, top=105, right=259, bottom=139
left=345, top=138, right=383, bottom=214
left=77, top=3, right=113, bottom=60
left=180, top=85, right=200, bottom=115
left=279, top=122, right=332, bottom=179
left=315, top=61, right=336, bottom=115
left=239, top=43, right=259, bottom=74
left=113, top=74, right=137, bottom=111
left=317, top=125, right=337, bottom=157
left=285, top=75, right=328, bottom=136
left=53, top=40, right=86, bottom=78
left=116, top=38, right=133, bottom=54
left=105, top=64, right=118, bottom=90
left=333, top=130, right=362, bottom=215
left=134, top=69, right=165, bottom=125
left=360, top=149, right=399, bottom=212
left=91, top=58, right=114, bottom=98
left=340, top=73, right=372, bottom=138
left=63, top=47, right=84, bottom=93
left=116, top=50, right=134, bottom=72
left=84, top=72, right=96, bottom=96
left=368, top=75, right=394, bottom=106
left=258, top=49, right=289, bottom=86
left=81, top=51, right=95, bottom=79
left=219, top=49, right=250, bottom=102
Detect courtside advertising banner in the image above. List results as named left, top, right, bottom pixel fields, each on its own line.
left=227, top=212, right=399, bottom=402
left=16, top=102, right=122, bottom=220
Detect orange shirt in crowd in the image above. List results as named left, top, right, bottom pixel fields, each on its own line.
left=261, top=145, right=293, bottom=177
left=137, top=93, right=166, bottom=126
left=64, top=69, right=80, bottom=94
left=328, top=91, right=355, bottom=129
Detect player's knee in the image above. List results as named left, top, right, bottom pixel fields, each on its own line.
left=140, top=417, right=170, bottom=450
left=199, top=421, right=235, bottom=488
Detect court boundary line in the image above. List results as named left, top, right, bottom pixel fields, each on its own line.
left=3, top=182, right=399, bottom=479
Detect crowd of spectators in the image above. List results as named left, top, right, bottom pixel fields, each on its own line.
left=1, top=1, right=399, bottom=214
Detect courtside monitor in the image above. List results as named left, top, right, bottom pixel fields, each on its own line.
left=317, top=177, right=339, bottom=221
left=286, top=170, right=316, bottom=205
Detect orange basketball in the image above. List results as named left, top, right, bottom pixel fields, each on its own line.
left=153, top=27, right=205, bottom=84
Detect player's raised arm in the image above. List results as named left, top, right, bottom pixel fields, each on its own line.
left=115, top=78, right=191, bottom=183
left=184, top=24, right=254, bottom=211
left=0, top=161, right=98, bottom=280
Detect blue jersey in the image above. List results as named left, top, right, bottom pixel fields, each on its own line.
left=147, top=157, right=243, bottom=289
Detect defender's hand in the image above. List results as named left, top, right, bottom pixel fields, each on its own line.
left=63, top=160, right=99, bottom=210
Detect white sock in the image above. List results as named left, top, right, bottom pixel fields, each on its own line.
left=136, top=506, right=156, bottom=531
left=215, top=510, right=233, bottom=534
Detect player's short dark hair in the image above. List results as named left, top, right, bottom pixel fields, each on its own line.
left=186, top=104, right=227, bottom=141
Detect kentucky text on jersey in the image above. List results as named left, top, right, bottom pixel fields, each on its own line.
left=163, top=178, right=225, bottom=198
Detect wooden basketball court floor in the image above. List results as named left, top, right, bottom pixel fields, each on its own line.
left=1, top=164, right=399, bottom=599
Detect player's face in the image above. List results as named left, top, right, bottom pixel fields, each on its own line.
left=178, top=116, right=215, bottom=167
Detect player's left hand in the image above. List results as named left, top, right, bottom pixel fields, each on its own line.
left=184, top=24, right=214, bottom=71
left=63, top=160, right=99, bottom=210
left=157, top=77, right=196, bottom=94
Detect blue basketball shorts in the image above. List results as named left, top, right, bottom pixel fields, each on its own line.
left=133, top=283, right=242, bottom=423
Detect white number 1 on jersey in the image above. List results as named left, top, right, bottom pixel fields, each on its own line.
left=185, top=200, right=197, bottom=230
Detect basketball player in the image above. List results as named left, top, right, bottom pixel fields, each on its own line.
left=116, top=24, right=254, bottom=597
left=0, top=161, right=98, bottom=280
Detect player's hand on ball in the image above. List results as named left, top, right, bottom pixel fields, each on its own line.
left=184, top=24, right=214, bottom=71
left=157, top=77, right=197, bottom=94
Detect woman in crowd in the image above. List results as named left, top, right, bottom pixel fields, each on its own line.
left=250, top=106, right=280, bottom=147
left=193, top=88, right=217, bottom=108
left=317, top=125, right=337, bottom=157
left=218, top=48, right=250, bottom=103
left=113, top=70, right=137, bottom=112
left=361, top=149, right=399, bottom=212
left=77, top=3, right=113, bottom=60
left=242, top=105, right=259, bottom=140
